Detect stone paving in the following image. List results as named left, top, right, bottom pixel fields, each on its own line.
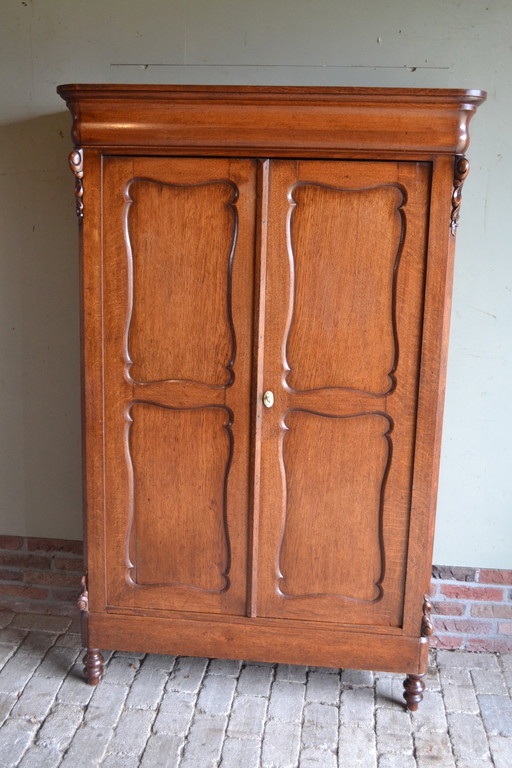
left=0, top=611, right=511, bottom=767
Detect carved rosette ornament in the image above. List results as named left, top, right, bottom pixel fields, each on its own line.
left=77, top=573, right=89, bottom=613
left=69, top=149, right=84, bottom=221
left=450, top=155, right=470, bottom=236
left=421, top=594, right=434, bottom=637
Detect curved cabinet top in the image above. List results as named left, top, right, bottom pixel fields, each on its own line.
left=57, top=84, right=486, bottom=158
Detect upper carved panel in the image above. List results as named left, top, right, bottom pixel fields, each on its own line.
left=124, top=178, right=237, bottom=386
left=285, top=183, right=405, bottom=395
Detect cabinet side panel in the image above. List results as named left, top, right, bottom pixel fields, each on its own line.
left=403, top=155, right=458, bottom=636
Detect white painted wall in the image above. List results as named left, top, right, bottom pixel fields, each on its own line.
left=1, top=0, right=510, bottom=567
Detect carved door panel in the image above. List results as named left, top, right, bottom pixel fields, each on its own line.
left=102, top=157, right=256, bottom=615
left=257, top=160, right=431, bottom=627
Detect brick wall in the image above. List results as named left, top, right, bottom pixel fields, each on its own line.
left=430, top=565, right=512, bottom=652
left=0, top=536, right=83, bottom=617
left=0, top=536, right=511, bottom=651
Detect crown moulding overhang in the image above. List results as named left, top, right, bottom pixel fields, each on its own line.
left=57, top=84, right=487, bottom=157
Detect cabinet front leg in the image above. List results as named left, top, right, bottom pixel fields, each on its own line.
left=403, top=672, right=426, bottom=711
left=83, top=648, right=104, bottom=685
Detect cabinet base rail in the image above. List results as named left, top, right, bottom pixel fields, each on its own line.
left=83, top=611, right=429, bottom=708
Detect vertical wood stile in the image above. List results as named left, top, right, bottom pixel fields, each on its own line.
left=247, top=159, right=270, bottom=617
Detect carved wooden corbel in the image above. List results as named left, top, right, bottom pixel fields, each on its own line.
left=450, top=155, right=470, bottom=236
left=77, top=572, right=89, bottom=613
left=69, top=149, right=84, bottom=221
left=421, top=594, right=433, bottom=637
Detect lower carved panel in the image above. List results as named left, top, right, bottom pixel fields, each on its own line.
left=278, top=411, right=391, bottom=602
left=127, top=403, right=232, bottom=593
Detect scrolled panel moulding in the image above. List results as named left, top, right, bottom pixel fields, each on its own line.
left=123, top=177, right=237, bottom=387
left=284, top=182, right=406, bottom=396
left=277, top=409, right=392, bottom=603
left=125, top=401, right=233, bottom=594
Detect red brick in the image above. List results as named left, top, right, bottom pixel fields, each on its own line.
left=440, top=584, right=504, bottom=601
left=51, top=588, right=80, bottom=603
left=498, top=622, right=512, bottom=635
left=52, top=555, right=84, bottom=572
left=27, top=538, right=83, bottom=556
left=429, top=582, right=439, bottom=597
left=0, top=536, right=24, bottom=550
left=433, top=618, right=493, bottom=635
left=432, top=601, right=465, bottom=616
left=432, top=565, right=477, bottom=582
left=471, top=603, right=512, bottom=619
left=0, top=569, right=23, bottom=582
left=430, top=634, right=464, bottom=649
left=478, top=569, right=512, bottom=586
left=0, top=584, right=49, bottom=600
left=24, top=570, right=79, bottom=589
left=466, top=637, right=512, bottom=653
left=0, top=552, right=52, bottom=569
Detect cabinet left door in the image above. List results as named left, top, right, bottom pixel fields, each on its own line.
left=94, top=156, right=257, bottom=616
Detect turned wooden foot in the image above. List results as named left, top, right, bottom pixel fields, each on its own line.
left=83, top=648, right=104, bottom=685
left=403, top=673, right=425, bottom=711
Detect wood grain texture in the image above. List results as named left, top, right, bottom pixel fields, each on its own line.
left=127, top=403, right=232, bottom=592
left=278, top=411, right=391, bottom=601
left=285, top=181, right=404, bottom=394
left=401, top=155, right=461, bottom=638
left=125, top=177, right=236, bottom=385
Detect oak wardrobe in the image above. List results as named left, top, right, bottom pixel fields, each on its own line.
left=57, top=85, right=485, bottom=709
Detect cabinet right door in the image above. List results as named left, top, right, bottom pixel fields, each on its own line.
left=257, top=160, right=431, bottom=629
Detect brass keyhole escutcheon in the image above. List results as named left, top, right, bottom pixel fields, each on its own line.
left=263, top=390, right=274, bottom=408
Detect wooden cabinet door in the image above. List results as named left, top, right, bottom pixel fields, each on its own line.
left=101, top=157, right=256, bottom=616
left=257, top=160, right=431, bottom=628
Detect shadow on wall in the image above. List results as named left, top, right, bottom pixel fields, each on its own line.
left=0, top=112, right=83, bottom=539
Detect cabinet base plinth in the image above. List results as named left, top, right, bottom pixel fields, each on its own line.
left=85, top=610, right=426, bottom=676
